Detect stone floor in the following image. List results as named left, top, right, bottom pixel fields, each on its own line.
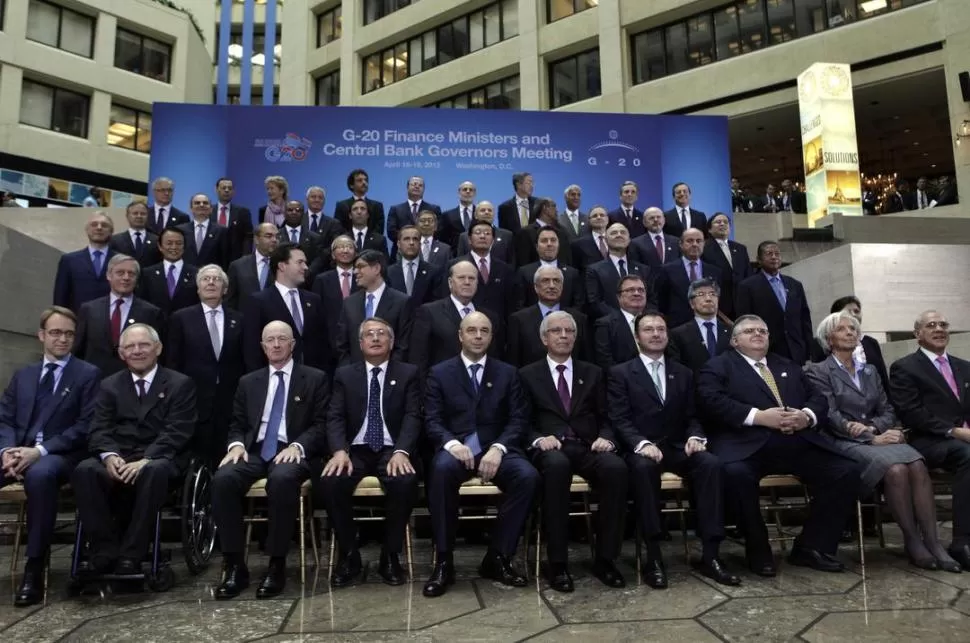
left=2, top=523, right=970, bottom=642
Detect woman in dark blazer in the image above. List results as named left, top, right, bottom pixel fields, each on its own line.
left=806, top=312, right=959, bottom=572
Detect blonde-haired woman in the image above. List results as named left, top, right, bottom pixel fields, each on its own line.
left=259, top=175, right=289, bottom=227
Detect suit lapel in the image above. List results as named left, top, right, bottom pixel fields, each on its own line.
left=35, top=360, right=75, bottom=431
left=222, top=309, right=242, bottom=362
left=20, top=364, right=42, bottom=429
left=286, top=366, right=304, bottom=428
left=631, top=357, right=662, bottom=405
left=826, top=357, right=863, bottom=394
left=733, top=351, right=779, bottom=406
left=569, top=363, right=591, bottom=416
left=139, top=369, right=167, bottom=420
left=248, top=370, right=270, bottom=431
left=916, top=351, right=962, bottom=401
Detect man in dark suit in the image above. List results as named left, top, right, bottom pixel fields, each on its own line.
left=735, top=241, right=813, bottom=364
left=610, top=311, right=740, bottom=588
left=697, top=314, right=861, bottom=575
left=137, top=228, right=200, bottom=316
left=348, top=198, right=390, bottom=258
left=557, top=184, right=588, bottom=242
left=109, top=202, right=161, bottom=268
left=422, top=312, right=539, bottom=597
left=629, top=207, right=680, bottom=269
left=914, top=176, right=934, bottom=210
left=214, top=177, right=254, bottom=262
left=497, top=172, right=537, bottom=234
left=655, top=228, right=724, bottom=328
left=1, top=306, right=100, bottom=606
left=730, top=177, right=750, bottom=214
left=312, top=235, right=359, bottom=360
left=594, top=274, right=652, bottom=370
left=387, top=176, right=441, bottom=257
left=663, top=182, right=707, bottom=238
left=178, top=193, right=229, bottom=269
left=890, top=310, right=970, bottom=569
left=71, top=323, right=197, bottom=576
left=53, top=212, right=116, bottom=313
left=778, top=179, right=807, bottom=214
left=73, top=255, right=165, bottom=377
left=211, top=320, right=329, bottom=600
left=335, top=250, right=412, bottom=365
left=514, top=229, right=584, bottom=311
left=585, top=223, right=653, bottom=320
left=883, top=180, right=913, bottom=214
left=935, top=175, right=958, bottom=207
left=571, top=206, right=610, bottom=274
left=439, top=181, right=477, bottom=250
left=507, top=266, right=589, bottom=367
left=702, top=213, right=752, bottom=320
left=415, top=209, right=453, bottom=269
left=278, top=200, right=323, bottom=268
left=521, top=311, right=627, bottom=592
left=608, top=180, right=646, bottom=238
left=668, top=278, right=731, bottom=374
left=387, top=225, right=445, bottom=307
left=304, top=186, right=344, bottom=266
left=227, top=223, right=278, bottom=312
left=459, top=221, right=516, bottom=322
left=149, top=176, right=190, bottom=233
left=513, top=198, right=573, bottom=268
left=165, top=265, right=244, bottom=461
left=242, top=244, right=330, bottom=373
left=320, top=318, right=422, bottom=588
left=333, top=169, right=385, bottom=236
left=455, top=200, right=515, bottom=267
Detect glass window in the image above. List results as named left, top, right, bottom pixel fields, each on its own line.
left=316, top=6, right=342, bottom=47
left=632, top=30, right=666, bottom=83
left=381, top=49, right=396, bottom=88
left=26, top=1, right=59, bottom=48
left=108, top=105, right=152, bottom=152
left=143, top=39, right=172, bottom=82
left=714, top=6, right=741, bottom=60
left=827, top=0, right=856, bottom=27
left=19, top=81, right=53, bottom=130
left=484, top=3, right=501, bottom=46
left=469, top=88, right=487, bottom=109
left=437, top=24, right=455, bottom=64
left=548, top=0, right=574, bottom=21
left=794, top=0, right=827, bottom=35
left=502, top=76, right=520, bottom=109
left=115, top=28, right=172, bottom=82
left=422, top=31, right=437, bottom=70
left=315, top=71, right=340, bottom=106
left=451, top=17, right=470, bottom=58
left=429, top=75, right=521, bottom=109
left=364, top=54, right=381, bottom=92
left=408, top=37, right=423, bottom=75
left=550, top=49, right=600, bottom=108
left=26, top=0, right=94, bottom=58
left=393, top=42, right=408, bottom=82
left=502, top=0, right=519, bottom=38
left=20, top=80, right=88, bottom=138
left=737, top=0, right=766, bottom=53
left=686, top=15, right=714, bottom=68
left=0, top=0, right=6, bottom=32
left=766, top=0, right=796, bottom=44
left=469, top=11, right=485, bottom=52
left=364, top=0, right=413, bottom=25
left=664, top=23, right=688, bottom=75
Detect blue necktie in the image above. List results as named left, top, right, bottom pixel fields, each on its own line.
left=770, top=276, right=788, bottom=309
left=258, top=258, right=269, bottom=289
left=288, top=290, right=304, bottom=334
left=39, top=363, right=58, bottom=396
left=92, top=250, right=103, bottom=276
left=261, top=371, right=286, bottom=461
left=365, top=293, right=375, bottom=319
left=704, top=321, right=717, bottom=358
left=364, top=366, right=384, bottom=451
left=465, top=364, right=483, bottom=455
left=617, top=258, right=627, bottom=277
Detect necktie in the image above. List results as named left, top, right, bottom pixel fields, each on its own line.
left=411, top=202, right=418, bottom=222
left=405, top=261, right=415, bottom=296
left=219, top=205, right=228, bottom=226
left=755, top=362, right=784, bottom=406
left=650, top=361, right=665, bottom=401
left=468, top=363, right=481, bottom=395
left=519, top=201, right=529, bottom=227
left=569, top=212, right=578, bottom=233
left=208, top=309, right=221, bottom=357
left=478, top=257, right=489, bottom=283
left=158, top=207, right=167, bottom=229
left=598, top=235, right=608, bottom=258
left=936, top=356, right=961, bottom=399
left=704, top=321, right=717, bottom=358
left=310, top=214, right=319, bottom=233
left=258, top=257, right=269, bottom=289
left=167, top=264, right=177, bottom=297
left=261, top=371, right=286, bottom=461
left=689, top=261, right=698, bottom=281
left=365, top=293, right=375, bottom=319
left=556, top=364, right=571, bottom=414
left=617, top=258, right=627, bottom=277
left=461, top=306, right=471, bottom=318
left=288, top=290, right=303, bottom=334
left=111, top=298, right=123, bottom=346
left=462, top=207, right=470, bottom=230
left=92, top=249, right=104, bottom=276
left=340, top=271, right=351, bottom=298
left=365, top=366, right=384, bottom=451
left=196, top=223, right=206, bottom=251
left=770, top=276, right=788, bottom=309
left=625, top=208, right=632, bottom=223
left=720, top=240, right=733, bottom=267
left=919, top=191, right=925, bottom=209
left=135, top=378, right=147, bottom=400
left=654, top=235, right=664, bottom=262
left=134, top=231, right=143, bottom=255
left=291, top=228, right=299, bottom=244
left=422, top=238, right=431, bottom=261
left=680, top=208, right=688, bottom=230
left=39, top=363, right=58, bottom=396
left=356, top=231, right=364, bottom=250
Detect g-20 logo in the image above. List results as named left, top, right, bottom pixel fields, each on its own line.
left=254, top=133, right=313, bottom=162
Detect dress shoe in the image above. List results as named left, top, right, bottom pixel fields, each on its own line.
left=787, top=547, right=844, bottom=572
left=330, top=551, right=362, bottom=588
left=937, top=558, right=963, bottom=574
left=545, top=562, right=574, bottom=593
left=479, top=551, right=527, bottom=587
left=114, top=557, right=140, bottom=576
left=748, top=561, right=777, bottom=577
left=377, top=551, right=407, bottom=586
left=422, top=560, right=455, bottom=597
left=15, top=568, right=43, bottom=607
left=694, top=558, right=742, bottom=586
left=591, top=558, right=625, bottom=588
left=215, top=562, right=250, bottom=600
left=256, top=562, right=286, bottom=599
left=640, top=558, right=668, bottom=589
left=948, top=545, right=970, bottom=571
left=909, top=556, right=940, bottom=571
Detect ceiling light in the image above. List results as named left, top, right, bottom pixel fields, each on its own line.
left=931, top=164, right=936, bottom=168
left=252, top=53, right=265, bottom=66
left=227, top=44, right=243, bottom=59
left=860, top=0, right=888, bottom=13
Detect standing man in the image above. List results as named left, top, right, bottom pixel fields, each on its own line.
left=514, top=198, right=572, bottom=268
left=570, top=206, right=611, bottom=274
left=594, top=274, right=653, bottom=370
left=278, top=200, right=323, bottom=268
left=211, top=321, right=330, bottom=600
left=149, top=177, right=190, bottom=234
left=348, top=199, right=389, bottom=257
left=422, top=312, right=538, bottom=597
left=914, top=176, right=933, bottom=210
left=668, top=278, right=732, bottom=374
left=585, top=223, right=653, bottom=320
left=654, top=228, right=724, bottom=328
left=455, top=201, right=515, bottom=266
left=702, top=213, right=752, bottom=320
left=730, top=177, right=750, bottom=214
left=178, top=193, right=229, bottom=269
left=214, top=177, right=254, bottom=262
left=53, top=212, right=116, bottom=313
left=498, top=172, right=537, bottom=234
left=752, top=184, right=781, bottom=214
left=1, top=307, right=100, bottom=606
left=334, top=169, right=385, bottom=236
left=608, top=181, right=646, bottom=238
left=507, top=266, right=589, bottom=367
left=440, top=181, right=477, bottom=250
left=514, top=228, right=584, bottom=311
left=312, top=236, right=359, bottom=358
left=779, top=179, right=807, bottom=214
left=387, top=225, right=445, bottom=307
left=663, top=182, right=707, bottom=238
left=137, top=228, right=200, bottom=316
left=227, top=223, right=278, bottom=311
left=387, top=176, right=441, bottom=257
left=521, top=311, right=627, bottom=592
left=320, top=317, right=422, bottom=588
left=109, top=202, right=161, bottom=268
left=557, top=184, right=588, bottom=242
left=415, top=209, right=452, bottom=269
left=629, top=207, right=680, bottom=269
left=304, top=186, right=343, bottom=253
left=460, top=221, right=516, bottom=322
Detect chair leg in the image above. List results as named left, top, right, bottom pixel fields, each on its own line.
left=308, top=508, right=320, bottom=568
left=299, top=497, right=306, bottom=586
left=534, top=506, right=541, bottom=583
left=875, top=498, right=886, bottom=549
left=583, top=492, right=595, bottom=561
left=679, top=509, right=689, bottom=563
left=405, top=522, right=413, bottom=581
left=856, top=499, right=866, bottom=570
left=327, top=529, right=336, bottom=582
left=11, top=501, right=26, bottom=577
left=243, top=499, right=254, bottom=565
left=634, top=522, right=642, bottom=583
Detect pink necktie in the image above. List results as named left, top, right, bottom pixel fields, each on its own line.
left=479, top=258, right=490, bottom=284
left=340, top=271, right=351, bottom=299
left=219, top=205, right=228, bottom=226
left=597, top=235, right=608, bottom=258
left=937, top=356, right=960, bottom=398
left=654, top=235, right=664, bottom=262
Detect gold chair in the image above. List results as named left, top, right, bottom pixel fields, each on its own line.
left=242, top=478, right=318, bottom=584
left=529, top=475, right=594, bottom=580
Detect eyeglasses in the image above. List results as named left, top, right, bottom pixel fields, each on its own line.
left=620, top=287, right=646, bottom=294
left=44, top=330, right=75, bottom=339
left=739, top=327, right=769, bottom=336
left=545, top=327, right=577, bottom=336
left=121, top=341, right=155, bottom=351
left=362, top=329, right=389, bottom=338
left=691, top=291, right=718, bottom=299
left=261, top=336, right=294, bottom=345
left=923, top=321, right=950, bottom=330
left=199, top=275, right=224, bottom=283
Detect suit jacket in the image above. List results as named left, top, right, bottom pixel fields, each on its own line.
left=655, top=259, right=724, bottom=327
left=697, top=350, right=830, bottom=463
left=387, top=200, right=441, bottom=256
left=440, top=205, right=474, bottom=249
left=752, top=195, right=782, bottom=213
left=424, top=356, right=527, bottom=452
left=520, top=358, right=612, bottom=445
left=883, top=192, right=909, bottom=214
left=228, top=363, right=329, bottom=458
left=88, top=367, right=197, bottom=467
left=72, top=296, right=165, bottom=377
left=663, top=207, right=707, bottom=238
left=557, top=211, right=589, bottom=242
left=513, top=262, right=584, bottom=311
left=570, top=234, right=606, bottom=274
left=507, top=305, right=589, bottom=367
left=805, top=358, right=896, bottom=445
left=608, top=356, right=703, bottom=451
left=584, top=257, right=654, bottom=319
left=809, top=335, right=891, bottom=402
left=936, top=184, right=958, bottom=207
left=327, top=360, right=422, bottom=456
left=277, top=225, right=324, bottom=266
left=702, top=239, right=752, bottom=320
left=735, top=272, right=813, bottom=364
left=668, top=318, right=732, bottom=374
left=608, top=207, right=646, bottom=238
left=311, top=268, right=360, bottom=358
left=53, top=248, right=114, bottom=313
left=457, top=255, right=516, bottom=321
left=0, top=357, right=100, bottom=455
left=593, top=309, right=640, bottom=370
left=387, top=259, right=445, bottom=307
left=109, top=231, right=161, bottom=268
left=422, top=238, right=453, bottom=268
left=629, top=232, right=681, bottom=269
left=497, top=196, right=537, bottom=233
left=890, top=350, right=970, bottom=439
left=334, top=197, right=385, bottom=237
left=137, top=262, right=200, bottom=316
left=335, top=286, right=412, bottom=365
left=512, top=223, right=573, bottom=268
left=211, top=204, right=254, bottom=262
left=241, top=287, right=331, bottom=373
left=226, top=254, right=272, bottom=312
left=456, top=228, right=514, bottom=266
left=149, top=205, right=190, bottom=234
left=178, top=221, right=229, bottom=269
left=408, top=298, right=504, bottom=376
left=349, top=230, right=390, bottom=258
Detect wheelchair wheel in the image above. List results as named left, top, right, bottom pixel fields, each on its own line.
left=181, top=462, right=217, bottom=575
left=147, top=566, right=175, bottom=592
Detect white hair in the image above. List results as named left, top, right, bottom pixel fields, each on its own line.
left=815, top=312, right=860, bottom=354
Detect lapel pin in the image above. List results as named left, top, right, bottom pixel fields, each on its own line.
left=421, top=270, right=427, bottom=275
left=486, top=382, right=493, bottom=388
left=230, top=319, right=237, bottom=327
left=306, top=302, right=311, bottom=308
left=61, top=387, right=71, bottom=397
left=390, top=380, right=397, bottom=386
left=155, top=270, right=161, bottom=276
left=146, top=240, right=152, bottom=245
left=668, top=374, right=674, bottom=380
left=128, top=319, right=135, bottom=324
left=158, top=392, right=165, bottom=398
left=781, top=372, right=788, bottom=378
left=495, top=278, right=501, bottom=283
left=294, top=396, right=302, bottom=402
left=433, top=247, right=439, bottom=253
left=578, top=379, right=584, bottom=385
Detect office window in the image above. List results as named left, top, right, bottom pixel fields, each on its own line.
left=316, top=6, right=342, bottom=47
left=115, top=28, right=172, bottom=82
left=631, top=30, right=665, bottom=84
left=0, top=0, right=5, bottom=31
left=26, top=0, right=95, bottom=58
left=686, top=15, right=714, bottom=68
left=430, top=75, right=520, bottom=109
left=224, top=89, right=279, bottom=105
left=794, top=0, right=827, bottom=36
left=664, top=24, right=688, bottom=75
left=20, top=80, right=89, bottom=138
left=502, top=0, right=518, bottom=38
left=548, top=0, right=597, bottom=22
left=549, top=49, right=600, bottom=108
left=108, top=105, right=152, bottom=152
left=766, top=0, right=796, bottom=44
left=827, top=0, right=856, bottom=27
left=714, top=6, right=741, bottom=60
left=315, top=71, right=340, bottom=106
left=364, top=0, right=413, bottom=25
left=737, top=0, right=766, bottom=54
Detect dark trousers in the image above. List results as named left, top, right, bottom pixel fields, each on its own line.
left=2, top=454, right=75, bottom=558
left=210, top=454, right=314, bottom=558
left=531, top=441, right=627, bottom=563
left=626, top=445, right=724, bottom=545
left=910, top=435, right=970, bottom=549
left=71, top=457, right=180, bottom=560
left=427, top=449, right=539, bottom=556
left=722, top=433, right=861, bottom=562
left=316, top=446, right=419, bottom=555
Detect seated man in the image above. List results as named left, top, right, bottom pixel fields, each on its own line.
left=520, top=311, right=627, bottom=592
left=1, top=306, right=100, bottom=606
left=609, top=312, right=740, bottom=588
left=697, top=315, right=861, bottom=576
left=423, top=312, right=539, bottom=598
left=211, top=321, right=330, bottom=600
left=71, top=324, right=197, bottom=576
left=319, top=317, right=421, bottom=588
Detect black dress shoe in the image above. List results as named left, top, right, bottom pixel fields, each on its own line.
left=948, top=545, right=970, bottom=571
left=694, top=558, right=741, bottom=586
left=909, top=556, right=940, bottom=571
left=256, top=562, right=286, bottom=599
left=330, top=551, right=362, bottom=588
left=15, top=568, right=43, bottom=607
left=377, top=551, right=407, bottom=586
left=640, top=558, right=668, bottom=589
left=591, top=559, right=626, bottom=588
left=479, top=551, right=527, bottom=587
left=748, top=561, right=777, bottom=577
left=114, top=557, right=140, bottom=576
left=787, top=547, right=844, bottom=572
left=937, top=558, right=963, bottom=574
left=215, top=562, right=250, bottom=600
left=423, top=560, right=455, bottom=598
left=545, top=562, right=574, bottom=593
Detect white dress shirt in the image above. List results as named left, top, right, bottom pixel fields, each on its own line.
left=530, top=357, right=574, bottom=448
left=694, top=316, right=719, bottom=350
left=202, top=302, right=224, bottom=348
left=609, top=254, right=630, bottom=274
left=736, top=351, right=817, bottom=427
left=622, top=309, right=637, bottom=338
left=284, top=225, right=302, bottom=243
left=128, top=228, right=148, bottom=246
left=154, top=204, right=170, bottom=227
left=451, top=295, right=474, bottom=318
left=31, top=355, right=72, bottom=455
left=163, top=259, right=183, bottom=284
left=443, top=354, right=507, bottom=455
left=470, top=250, right=491, bottom=274
left=109, top=294, right=134, bottom=326
left=364, top=281, right=386, bottom=314
left=274, top=281, right=303, bottom=328
left=352, top=360, right=394, bottom=448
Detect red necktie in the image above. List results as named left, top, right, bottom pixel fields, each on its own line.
left=479, top=258, right=490, bottom=284
left=111, top=299, right=123, bottom=346
left=340, top=271, right=351, bottom=299
left=654, top=235, right=664, bottom=262
left=218, top=205, right=228, bottom=226
left=597, top=235, right=608, bottom=258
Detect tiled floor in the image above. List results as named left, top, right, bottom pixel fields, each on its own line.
left=2, top=524, right=970, bottom=642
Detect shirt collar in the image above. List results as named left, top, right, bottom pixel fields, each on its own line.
left=352, top=226, right=368, bottom=235
left=450, top=295, right=473, bottom=314
left=365, top=359, right=390, bottom=375
left=920, top=346, right=948, bottom=363
left=639, top=353, right=664, bottom=369
left=538, top=302, right=560, bottom=316
left=366, top=281, right=387, bottom=298
left=547, top=356, right=572, bottom=375
left=832, top=353, right=863, bottom=373
left=471, top=250, right=490, bottom=262
left=131, top=364, right=158, bottom=386
left=43, top=355, right=71, bottom=370
left=736, top=350, right=766, bottom=368
left=539, top=259, right=558, bottom=268
left=202, top=302, right=223, bottom=315
left=274, top=281, right=298, bottom=298
left=682, top=256, right=698, bottom=268
left=164, top=259, right=183, bottom=271
left=695, top=315, right=717, bottom=330
left=269, top=359, right=295, bottom=377
left=111, top=293, right=133, bottom=305
left=461, top=353, right=487, bottom=371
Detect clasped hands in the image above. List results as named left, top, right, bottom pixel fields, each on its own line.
left=1, top=447, right=41, bottom=479
left=845, top=422, right=907, bottom=445
left=104, top=455, right=150, bottom=484
left=756, top=407, right=812, bottom=434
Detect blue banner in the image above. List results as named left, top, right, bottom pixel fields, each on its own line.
left=149, top=105, right=731, bottom=230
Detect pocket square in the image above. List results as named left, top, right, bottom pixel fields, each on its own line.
left=781, top=372, right=788, bottom=378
